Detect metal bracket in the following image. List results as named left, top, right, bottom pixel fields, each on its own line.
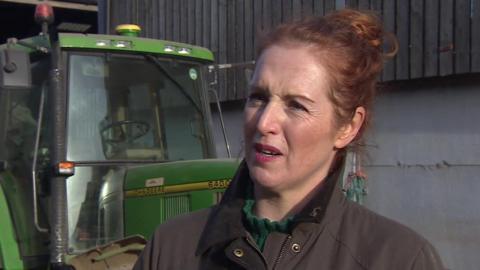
left=208, top=89, right=231, bottom=158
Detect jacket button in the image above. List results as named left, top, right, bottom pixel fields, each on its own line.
left=291, top=243, right=301, bottom=253
left=233, top=248, right=244, bottom=257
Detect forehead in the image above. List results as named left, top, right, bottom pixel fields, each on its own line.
left=251, top=45, right=331, bottom=95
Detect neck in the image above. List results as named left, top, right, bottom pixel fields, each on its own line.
left=253, top=177, right=328, bottom=221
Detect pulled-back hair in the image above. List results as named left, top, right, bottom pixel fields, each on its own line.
left=257, top=9, right=397, bottom=145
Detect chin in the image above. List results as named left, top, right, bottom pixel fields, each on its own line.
left=246, top=155, right=279, bottom=184
left=248, top=167, right=281, bottom=189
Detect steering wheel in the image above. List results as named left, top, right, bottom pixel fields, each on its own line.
left=101, top=120, right=150, bottom=144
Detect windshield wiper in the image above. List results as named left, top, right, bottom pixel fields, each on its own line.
left=144, top=54, right=202, bottom=113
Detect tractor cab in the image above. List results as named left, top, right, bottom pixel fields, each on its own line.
left=0, top=4, right=237, bottom=269
left=63, top=50, right=216, bottom=253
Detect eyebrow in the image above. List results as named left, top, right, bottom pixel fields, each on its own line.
left=284, top=93, right=315, bottom=104
left=249, top=84, right=315, bottom=104
left=249, top=84, right=265, bottom=91
left=248, top=85, right=270, bottom=96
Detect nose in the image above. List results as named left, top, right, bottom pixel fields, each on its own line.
left=256, top=102, right=282, bottom=135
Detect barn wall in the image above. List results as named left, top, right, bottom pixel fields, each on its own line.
left=102, top=0, right=480, bottom=101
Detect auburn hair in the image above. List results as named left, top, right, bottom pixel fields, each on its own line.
left=257, top=9, right=397, bottom=146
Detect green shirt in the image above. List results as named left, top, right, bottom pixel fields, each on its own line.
left=242, top=189, right=294, bottom=251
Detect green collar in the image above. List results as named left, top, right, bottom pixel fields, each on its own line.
left=242, top=186, right=294, bottom=251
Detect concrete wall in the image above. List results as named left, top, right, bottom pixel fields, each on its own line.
left=211, top=74, right=480, bottom=269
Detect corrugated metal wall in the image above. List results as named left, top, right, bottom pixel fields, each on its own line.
left=101, top=0, right=480, bottom=101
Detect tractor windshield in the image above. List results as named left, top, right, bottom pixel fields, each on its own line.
left=66, top=53, right=213, bottom=162
left=64, top=52, right=214, bottom=252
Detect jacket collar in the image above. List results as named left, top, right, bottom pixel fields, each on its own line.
left=293, top=163, right=347, bottom=225
left=196, top=159, right=347, bottom=255
left=196, top=160, right=251, bottom=255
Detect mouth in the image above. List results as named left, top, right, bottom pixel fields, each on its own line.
left=254, top=143, right=283, bottom=156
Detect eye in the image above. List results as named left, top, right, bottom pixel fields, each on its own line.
left=288, top=100, right=308, bottom=112
left=247, top=92, right=268, bottom=106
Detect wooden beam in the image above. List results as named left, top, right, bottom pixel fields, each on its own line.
left=439, top=0, right=453, bottom=76
left=472, top=0, right=480, bottom=71
left=454, top=0, right=470, bottom=74
left=395, top=0, right=409, bottom=80
left=424, top=0, right=439, bottom=77
left=382, top=0, right=395, bottom=81
left=409, top=0, right=424, bottom=79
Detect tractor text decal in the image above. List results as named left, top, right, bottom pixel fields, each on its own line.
left=125, top=179, right=232, bottom=198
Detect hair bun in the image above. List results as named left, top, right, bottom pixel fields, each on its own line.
left=351, top=22, right=382, bottom=49
left=342, top=11, right=383, bottom=49
left=332, top=9, right=397, bottom=57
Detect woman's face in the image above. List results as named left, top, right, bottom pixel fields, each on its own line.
left=244, top=45, right=352, bottom=195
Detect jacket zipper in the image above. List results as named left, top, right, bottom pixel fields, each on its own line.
left=272, top=235, right=292, bottom=270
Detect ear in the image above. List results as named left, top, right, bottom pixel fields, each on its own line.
left=334, top=107, right=366, bottom=149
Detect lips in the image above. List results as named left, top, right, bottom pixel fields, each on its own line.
left=255, top=143, right=282, bottom=155
left=254, top=143, right=283, bottom=162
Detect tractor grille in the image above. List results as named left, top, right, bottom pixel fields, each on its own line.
left=213, top=191, right=225, bottom=204
left=162, top=194, right=190, bottom=222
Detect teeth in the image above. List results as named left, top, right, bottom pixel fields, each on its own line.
left=261, top=150, right=277, bottom=155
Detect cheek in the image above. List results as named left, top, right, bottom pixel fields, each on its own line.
left=291, top=123, right=336, bottom=151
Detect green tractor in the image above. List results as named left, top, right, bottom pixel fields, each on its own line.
left=0, top=3, right=238, bottom=269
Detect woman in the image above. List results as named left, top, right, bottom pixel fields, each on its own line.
left=134, top=9, right=445, bottom=270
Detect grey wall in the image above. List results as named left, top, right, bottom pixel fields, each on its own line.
left=364, top=74, right=480, bottom=270
left=211, top=74, right=480, bottom=269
